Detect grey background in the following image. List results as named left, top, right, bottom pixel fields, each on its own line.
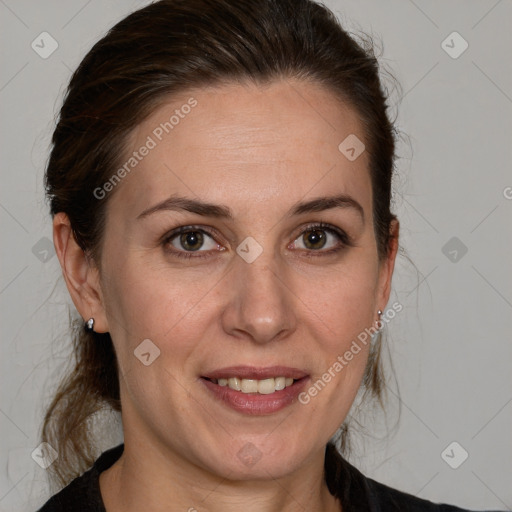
left=1, top=1, right=511, bottom=511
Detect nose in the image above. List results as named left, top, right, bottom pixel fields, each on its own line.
left=220, top=253, right=297, bottom=345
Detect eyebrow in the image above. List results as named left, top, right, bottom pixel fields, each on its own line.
left=137, top=193, right=364, bottom=223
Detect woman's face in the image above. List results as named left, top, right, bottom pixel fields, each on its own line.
left=95, top=79, right=397, bottom=479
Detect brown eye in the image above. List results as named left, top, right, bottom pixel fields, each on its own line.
left=179, top=231, right=204, bottom=251
left=166, top=228, right=219, bottom=255
left=290, top=223, right=350, bottom=254
left=302, top=229, right=327, bottom=250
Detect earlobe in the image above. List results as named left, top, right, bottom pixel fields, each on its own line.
left=52, top=212, right=109, bottom=333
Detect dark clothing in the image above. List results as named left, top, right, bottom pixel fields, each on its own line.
left=37, top=444, right=502, bottom=511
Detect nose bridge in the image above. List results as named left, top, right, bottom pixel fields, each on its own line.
left=221, top=245, right=296, bottom=344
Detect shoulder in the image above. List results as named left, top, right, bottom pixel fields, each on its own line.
left=364, top=475, right=488, bottom=511
left=326, top=444, right=502, bottom=512
left=36, top=444, right=124, bottom=512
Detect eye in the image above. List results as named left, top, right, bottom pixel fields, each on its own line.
left=163, top=222, right=350, bottom=260
left=290, top=223, right=350, bottom=254
left=164, top=226, right=223, bottom=258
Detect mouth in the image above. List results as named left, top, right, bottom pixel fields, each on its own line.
left=202, top=376, right=298, bottom=394
left=200, top=366, right=309, bottom=415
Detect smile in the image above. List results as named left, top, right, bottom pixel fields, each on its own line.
left=205, top=376, right=295, bottom=394
left=200, top=366, right=310, bottom=415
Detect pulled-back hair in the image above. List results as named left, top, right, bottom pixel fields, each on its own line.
left=43, top=0, right=399, bottom=489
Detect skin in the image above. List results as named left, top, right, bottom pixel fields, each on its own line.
left=53, top=79, right=399, bottom=512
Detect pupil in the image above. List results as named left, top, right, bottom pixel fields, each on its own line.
left=305, top=230, right=326, bottom=249
left=181, top=231, right=203, bottom=251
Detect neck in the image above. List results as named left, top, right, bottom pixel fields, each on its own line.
left=100, top=436, right=341, bottom=512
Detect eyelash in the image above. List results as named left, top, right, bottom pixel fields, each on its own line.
left=162, top=222, right=352, bottom=260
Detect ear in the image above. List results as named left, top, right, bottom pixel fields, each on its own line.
left=53, top=212, right=109, bottom=333
left=376, top=218, right=400, bottom=312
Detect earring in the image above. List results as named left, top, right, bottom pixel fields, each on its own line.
left=85, top=318, right=95, bottom=332
left=376, top=310, right=383, bottom=330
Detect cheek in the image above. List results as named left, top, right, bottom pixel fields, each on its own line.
left=101, top=260, right=203, bottom=420
left=100, top=253, right=222, bottom=378
left=301, top=256, right=379, bottom=340
left=295, top=253, right=378, bottom=416
left=298, top=270, right=376, bottom=423
left=103, top=252, right=198, bottom=332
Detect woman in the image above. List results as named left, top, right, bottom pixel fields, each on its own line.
left=37, top=0, right=502, bottom=510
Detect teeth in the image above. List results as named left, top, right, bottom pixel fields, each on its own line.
left=212, top=376, right=297, bottom=394
left=258, top=378, right=275, bottom=395
left=228, top=377, right=241, bottom=391
left=241, top=379, right=259, bottom=393
left=274, top=376, right=285, bottom=390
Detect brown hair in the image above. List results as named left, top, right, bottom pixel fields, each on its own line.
left=43, top=0, right=399, bottom=491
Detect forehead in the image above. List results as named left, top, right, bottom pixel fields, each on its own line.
left=107, top=79, right=372, bottom=219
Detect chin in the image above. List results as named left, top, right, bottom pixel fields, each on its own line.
left=198, top=436, right=317, bottom=481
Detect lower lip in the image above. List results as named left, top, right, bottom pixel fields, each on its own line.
left=200, top=377, right=309, bottom=415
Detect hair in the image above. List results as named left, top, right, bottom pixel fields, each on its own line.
left=43, top=0, right=400, bottom=492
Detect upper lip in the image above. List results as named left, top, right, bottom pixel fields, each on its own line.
left=202, top=366, right=308, bottom=380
